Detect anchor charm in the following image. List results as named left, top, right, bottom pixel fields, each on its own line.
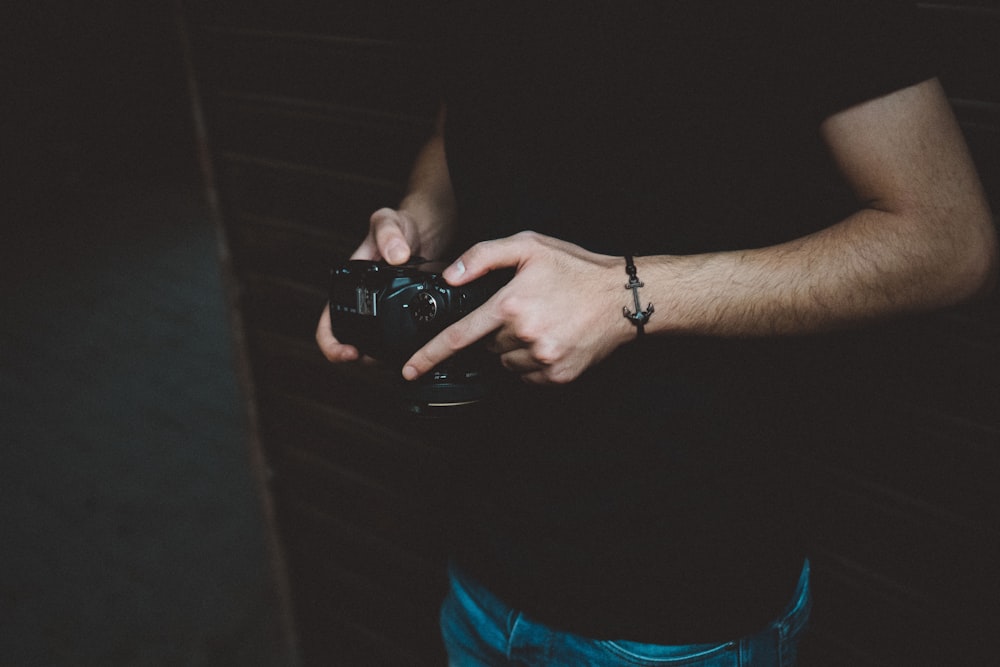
left=623, top=257, right=654, bottom=330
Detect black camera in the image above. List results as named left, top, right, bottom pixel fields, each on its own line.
left=328, top=259, right=511, bottom=413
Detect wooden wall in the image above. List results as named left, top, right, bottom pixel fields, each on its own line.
left=178, top=2, right=999, bottom=665
left=178, top=3, right=449, bottom=664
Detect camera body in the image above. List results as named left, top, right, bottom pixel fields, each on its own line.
left=328, top=259, right=510, bottom=412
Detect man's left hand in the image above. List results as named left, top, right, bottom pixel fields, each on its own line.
left=402, top=231, right=633, bottom=385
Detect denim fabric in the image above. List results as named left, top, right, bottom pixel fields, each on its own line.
left=440, top=561, right=811, bottom=666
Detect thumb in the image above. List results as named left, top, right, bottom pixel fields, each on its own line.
left=443, top=233, right=533, bottom=285
left=349, top=236, right=379, bottom=261
left=370, top=209, right=414, bottom=265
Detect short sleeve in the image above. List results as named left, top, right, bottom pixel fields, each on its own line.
left=786, top=1, right=938, bottom=120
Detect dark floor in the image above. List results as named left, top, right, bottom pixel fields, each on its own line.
left=0, top=177, right=289, bottom=666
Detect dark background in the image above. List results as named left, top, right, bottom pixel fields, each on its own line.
left=180, top=1, right=999, bottom=665
left=3, top=2, right=999, bottom=666
left=2, top=3, right=291, bottom=665
left=7, top=3, right=199, bottom=200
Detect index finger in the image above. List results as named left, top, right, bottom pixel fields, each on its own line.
left=442, top=232, right=536, bottom=285
left=401, top=298, right=503, bottom=380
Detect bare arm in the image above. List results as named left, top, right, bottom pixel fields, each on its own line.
left=643, top=77, right=997, bottom=338
left=403, top=79, right=997, bottom=383
left=351, top=104, right=458, bottom=264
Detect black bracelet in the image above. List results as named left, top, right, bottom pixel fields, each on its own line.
left=622, top=254, right=654, bottom=336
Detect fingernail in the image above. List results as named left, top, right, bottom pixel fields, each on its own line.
left=402, top=365, right=418, bottom=381
left=446, top=259, right=466, bottom=281
left=387, top=241, right=407, bottom=264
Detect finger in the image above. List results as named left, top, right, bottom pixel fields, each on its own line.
left=486, top=328, right=523, bottom=355
left=402, top=300, right=503, bottom=380
left=370, top=209, right=412, bottom=265
left=499, top=348, right=545, bottom=374
left=520, top=370, right=554, bottom=385
left=349, top=235, right=379, bottom=261
left=349, top=230, right=380, bottom=260
left=442, top=232, right=537, bottom=285
left=316, top=304, right=361, bottom=363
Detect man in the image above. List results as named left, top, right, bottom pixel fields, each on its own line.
left=318, top=3, right=996, bottom=665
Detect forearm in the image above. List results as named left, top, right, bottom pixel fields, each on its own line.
left=638, top=204, right=996, bottom=339
left=638, top=79, right=997, bottom=339
left=396, top=108, right=458, bottom=258
left=402, top=202, right=994, bottom=384
left=401, top=80, right=997, bottom=384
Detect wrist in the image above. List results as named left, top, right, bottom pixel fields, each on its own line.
left=594, top=256, right=641, bottom=350
left=621, top=255, right=655, bottom=337
left=399, top=198, right=456, bottom=258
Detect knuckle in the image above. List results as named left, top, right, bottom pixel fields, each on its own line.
left=496, top=293, right=523, bottom=320
left=545, top=365, right=577, bottom=385
left=370, top=207, right=394, bottom=222
left=370, top=210, right=400, bottom=234
left=515, top=230, right=547, bottom=252
left=532, top=338, right=562, bottom=366
left=515, top=323, right=540, bottom=346
left=373, top=219, right=400, bottom=240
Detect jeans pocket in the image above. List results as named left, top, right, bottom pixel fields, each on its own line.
left=595, top=638, right=737, bottom=665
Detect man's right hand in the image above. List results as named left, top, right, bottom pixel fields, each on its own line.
left=316, top=106, right=458, bottom=364
left=350, top=207, right=423, bottom=265
left=315, top=207, right=421, bottom=363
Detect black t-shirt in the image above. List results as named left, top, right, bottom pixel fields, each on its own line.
left=434, top=1, right=935, bottom=643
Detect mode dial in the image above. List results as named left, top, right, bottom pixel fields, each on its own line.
left=411, top=291, right=439, bottom=323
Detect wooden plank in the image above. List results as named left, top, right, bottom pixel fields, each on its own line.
left=207, top=98, right=431, bottom=183
left=184, top=0, right=442, bottom=42
left=215, top=156, right=403, bottom=241
left=191, top=27, right=438, bottom=117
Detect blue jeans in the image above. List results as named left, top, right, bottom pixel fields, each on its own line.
left=440, top=561, right=811, bottom=666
